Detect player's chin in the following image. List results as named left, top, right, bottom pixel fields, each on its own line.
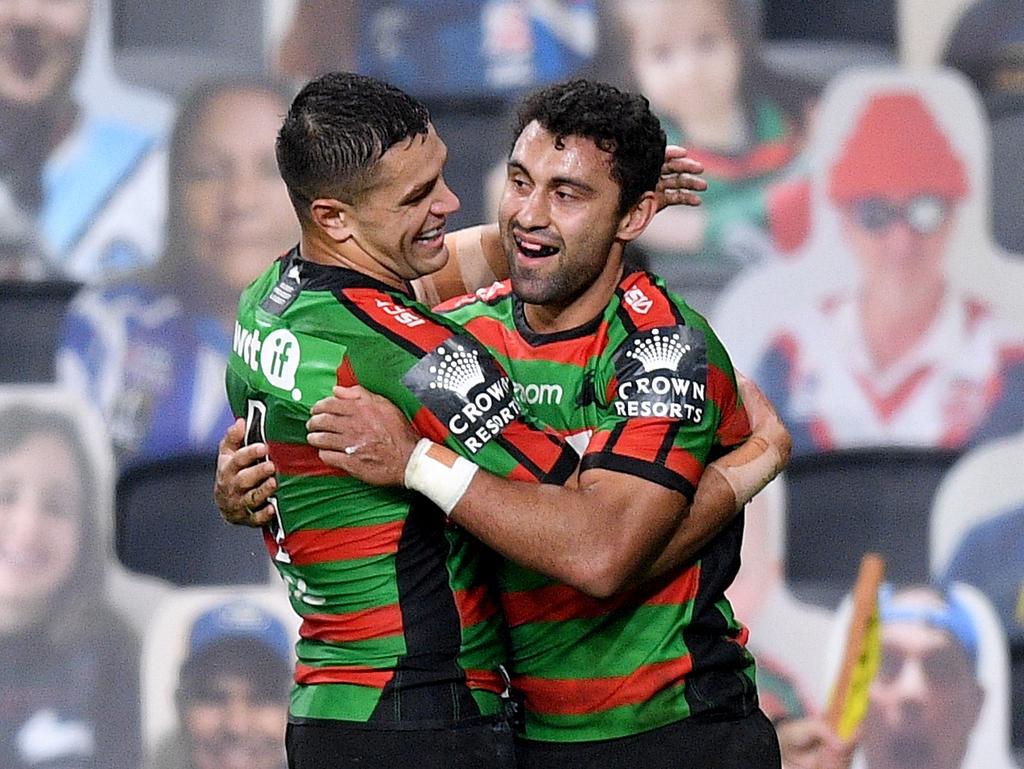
left=410, top=238, right=450, bottom=277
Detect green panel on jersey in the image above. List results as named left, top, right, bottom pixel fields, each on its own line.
left=296, top=636, right=406, bottom=666
left=441, top=271, right=758, bottom=742
left=291, top=683, right=384, bottom=721
left=508, top=603, right=695, bottom=676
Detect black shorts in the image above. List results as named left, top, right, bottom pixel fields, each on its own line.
left=286, top=715, right=516, bottom=769
left=515, top=708, right=781, bottom=769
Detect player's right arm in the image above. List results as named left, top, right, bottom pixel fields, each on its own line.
left=219, top=259, right=579, bottom=530
left=305, top=374, right=789, bottom=598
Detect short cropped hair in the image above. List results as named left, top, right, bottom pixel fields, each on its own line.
left=276, top=72, right=431, bottom=218
left=512, top=79, right=666, bottom=214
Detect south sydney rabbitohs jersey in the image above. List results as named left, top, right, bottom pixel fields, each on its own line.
left=225, top=248, right=578, bottom=724
left=439, top=271, right=755, bottom=742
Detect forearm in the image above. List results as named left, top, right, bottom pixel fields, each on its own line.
left=406, top=441, right=686, bottom=597
left=626, top=464, right=738, bottom=585
left=626, top=426, right=790, bottom=586
left=451, top=474, right=683, bottom=598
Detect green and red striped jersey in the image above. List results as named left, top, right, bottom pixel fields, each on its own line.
left=438, top=269, right=757, bottom=742
left=225, top=249, right=577, bottom=724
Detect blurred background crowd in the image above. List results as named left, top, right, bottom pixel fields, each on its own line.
left=0, top=1, right=1021, bottom=768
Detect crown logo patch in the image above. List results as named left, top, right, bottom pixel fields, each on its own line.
left=428, top=344, right=486, bottom=398
left=624, top=328, right=690, bottom=373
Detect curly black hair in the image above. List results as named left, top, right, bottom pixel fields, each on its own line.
left=512, top=79, right=666, bottom=214
left=276, top=72, right=431, bottom=218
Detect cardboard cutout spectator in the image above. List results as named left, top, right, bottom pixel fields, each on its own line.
left=0, top=387, right=141, bottom=769
left=850, top=584, right=1018, bottom=769
left=611, top=0, right=807, bottom=269
left=146, top=599, right=291, bottom=769
left=57, top=78, right=297, bottom=467
left=0, top=0, right=166, bottom=283
left=715, top=70, right=1024, bottom=455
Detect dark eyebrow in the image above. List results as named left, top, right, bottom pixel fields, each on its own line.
left=507, top=160, right=596, bottom=195
left=398, top=176, right=438, bottom=206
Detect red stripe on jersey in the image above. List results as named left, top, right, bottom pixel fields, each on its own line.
left=410, top=406, right=450, bottom=444
left=462, top=314, right=604, bottom=366
left=585, top=430, right=611, bottom=454
left=507, top=465, right=541, bottom=482
left=514, top=654, right=694, bottom=716
left=465, top=668, right=506, bottom=694
left=594, top=422, right=704, bottom=486
left=269, top=441, right=349, bottom=477
left=709, top=364, right=750, bottom=446
left=294, top=663, right=394, bottom=688
left=342, top=287, right=452, bottom=351
left=336, top=354, right=358, bottom=386
left=283, top=521, right=404, bottom=566
left=503, top=566, right=700, bottom=627
left=434, top=280, right=514, bottom=313
left=496, top=421, right=573, bottom=474
left=855, top=365, right=932, bottom=423
left=618, top=272, right=679, bottom=329
left=300, top=604, right=404, bottom=642
left=454, top=584, right=500, bottom=628
left=733, top=624, right=750, bottom=648
left=606, top=420, right=673, bottom=463
left=663, top=444, right=705, bottom=487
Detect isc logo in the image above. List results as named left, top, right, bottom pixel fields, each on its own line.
left=375, top=298, right=425, bottom=327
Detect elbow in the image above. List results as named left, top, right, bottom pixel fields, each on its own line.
left=564, top=550, right=636, bottom=599
left=777, top=423, right=793, bottom=470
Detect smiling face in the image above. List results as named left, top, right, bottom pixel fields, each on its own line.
left=180, top=88, right=298, bottom=299
left=499, top=121, right=639, bottom=327
left=337, top=124, right=460, bottom=281
left=184, top=672, right=288, bottom=769
left=862, top=592, right=983, bottom=769
left=0, top=0, right=90, bottom=108
left=624, top=0, right=744, bottom=132
left=0, top=432, right=83, bottom=620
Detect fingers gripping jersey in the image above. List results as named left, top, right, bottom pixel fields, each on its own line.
left=440, top=271, right=755, bottom=742
left=225, top=250, right=577, bottom=724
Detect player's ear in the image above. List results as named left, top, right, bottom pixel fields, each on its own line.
left=616, top=191, right=658, bottom=243
left=310, top=198, right=353, bottom=242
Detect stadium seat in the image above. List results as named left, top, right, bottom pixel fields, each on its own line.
left=0, top=280, right=79, bottom=382
left=930, top=432, right=1024, bottom=577
left=115, top=453, right=271, bottom=586
left=781, top=447, right=959, bottom=607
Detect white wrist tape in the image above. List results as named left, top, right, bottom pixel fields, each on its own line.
left=711, top=435, right=786, bottom=511
left=404, top=438, right=479, bottom=516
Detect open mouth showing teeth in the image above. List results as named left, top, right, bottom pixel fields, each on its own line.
left=515, top=236, right=559, bottom=258
left=414, top=227, right=443, bottom=242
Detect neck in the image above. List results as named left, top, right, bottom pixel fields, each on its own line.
left=858, top=274, right=945, bottom=370
left=522, top=245, right=626, bottom=334
left=299, top=230, right=408, bottom=293
left=0, top=600, right=44, bottom=636
left=677, top=102, right=749, bottom=153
